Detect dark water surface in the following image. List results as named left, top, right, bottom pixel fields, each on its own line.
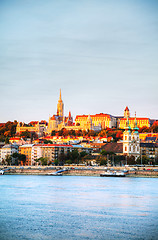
left=0, top=175, right=158, bottom=240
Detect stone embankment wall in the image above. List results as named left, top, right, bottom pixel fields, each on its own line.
left=1, top=166, right=158, bottom=177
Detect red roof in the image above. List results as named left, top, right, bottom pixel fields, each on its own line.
left=121, top=118, right=149, bottom=121
left=124, top=106, right=129, bottom=111
left=75, top=113, right=111, bottom=120
left=42, top=144, right=73, bottom=147
left=10, top=137, right=20, bottom=140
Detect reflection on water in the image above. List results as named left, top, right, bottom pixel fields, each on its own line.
left=0, top=176, right=158, bottom=240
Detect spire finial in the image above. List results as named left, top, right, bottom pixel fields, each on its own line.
left=134, top=111, right=139, bottom=131
left=59, top=89, right=62, bottom=100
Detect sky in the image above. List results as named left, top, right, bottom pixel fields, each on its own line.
left=0, top=0, right=158, bottom=122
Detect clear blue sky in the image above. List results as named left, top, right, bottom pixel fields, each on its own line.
left=0, top=0, right=158, bottom=122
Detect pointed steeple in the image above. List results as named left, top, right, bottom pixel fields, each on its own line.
left=59, top=89, right=62, bottom=101
left=68, top=111, right=71, bottom=119
left=57, top=89, right=64, bottom=117
left=134, top=112, right=139, bottom=132
left=125, top=116, right=131, bottom=132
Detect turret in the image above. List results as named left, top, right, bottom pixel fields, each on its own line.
left=57, top=89, right=64, bottom=117
left=124, top=106, right=130, bottom=118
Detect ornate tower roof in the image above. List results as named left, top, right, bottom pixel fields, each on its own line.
left=57, top=89, right=64, bottom=117
left=133, top=112, right=139, bottom=132
left=124, top=106, right=130, bottom=118
left=125, top=116, right=131, bottom=132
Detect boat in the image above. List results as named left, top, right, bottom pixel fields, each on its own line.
left=47, top=172, right=63, bottom=176
left=47, top=169, right=68, bottom=176
left=100, top=170, right=125, bottom=177
left=0, top=170, right=4, bottom=175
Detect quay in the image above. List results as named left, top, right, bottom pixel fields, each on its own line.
left=1, top=166, right=158, bottom=177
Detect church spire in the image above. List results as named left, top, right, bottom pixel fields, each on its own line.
left=134, top=112, right=139, bottom=132
left=57, top=89, right=64, bottom=117
left=59, top=89, right=62, bottom=100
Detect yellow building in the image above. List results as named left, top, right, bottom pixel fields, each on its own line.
left=118, top=107, right=150, bottom=129
left=16, top=121, right=46, bottom=137
left=19, top=144, right=33, bottom=165
left=75, top=113, right=116, bottom=129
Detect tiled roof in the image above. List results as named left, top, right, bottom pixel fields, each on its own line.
left=101, top=142, right=123, bottom=153
left=120, top=117, right=149, bottom=121
left=75, top=113, right=111, bottom=120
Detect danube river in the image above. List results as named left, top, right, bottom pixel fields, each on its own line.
left=0, top=176, right=158, bottom=240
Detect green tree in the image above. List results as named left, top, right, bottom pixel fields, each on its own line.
left=70, top=149, right=79, bottom=164
left=20, top=130, right=31, bottom=139
left=58, top=153, right=66, bottom=166
left=5, top=155, right=12, bottom=165
left=54, top=159, right=59, bottom=166
left=5, top=136, right=9, bottom=144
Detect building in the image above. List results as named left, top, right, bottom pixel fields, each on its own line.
left=0, top=144, right=18, bottom=163
left=47, top=89, right=74, bottom=134
left=123, top=115, right=140, bottom=159
left=19, top=144, right=34, bottom=165
left=118, top=107, right=150, bottom=129
left=16, top=121, right=46, bottom=137
left=140, top=143, right=158, bottom=162
left=31, top=144, right=43, bottom=165
left=41, top=144, right=73, bottom=164
left=75, top=113, right=116, bottom=130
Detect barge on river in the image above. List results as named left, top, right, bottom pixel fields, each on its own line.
left=100, top=171, right=126, bottom=177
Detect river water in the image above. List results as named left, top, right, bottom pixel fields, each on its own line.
left=0, top=175, right=158, bottom=240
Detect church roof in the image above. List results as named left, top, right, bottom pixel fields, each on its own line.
left=101, top=142, right=123, bottom=154
left=124, top=106, right=129, bottom=111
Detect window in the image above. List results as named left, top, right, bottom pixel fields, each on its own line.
left=125, top=146, right=127, bottom=152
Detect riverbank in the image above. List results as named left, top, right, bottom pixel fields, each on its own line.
left=1, top=166, right=158, bottom=177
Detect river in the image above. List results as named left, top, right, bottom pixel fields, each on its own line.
left=0, top=175, right=158, bottom=240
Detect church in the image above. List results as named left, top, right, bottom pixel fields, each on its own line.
left=46, top=89, right=73, bottom=134
left=46, top=90, right=101, bottom=134
left=123, top=114, right=140, bottom=159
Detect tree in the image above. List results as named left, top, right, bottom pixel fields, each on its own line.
left=70, top=149, right=79, bottom=164
left=40, top=157, right=48, bottom=166
left=5, top=136, right=9, bottom=144
left=5, top=155, right=12, bottom=165
left=58, top=153, right=66, bottom=166
left=20, top=130, right=31, bottom=139
left=127, top=155, right=135, bottom=165
left=44, top=139, right=53, bottom=144
left=54, top=159, right=59, bottom=166
left=51, top=130, right=56, bottom=136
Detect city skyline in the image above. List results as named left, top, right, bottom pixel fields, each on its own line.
left=0, top=0, right=158, bottom=122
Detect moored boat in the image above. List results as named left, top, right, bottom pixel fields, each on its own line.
left=100, top=170, right=125, bottom=177
left=0, top=170, right=4, bottom=175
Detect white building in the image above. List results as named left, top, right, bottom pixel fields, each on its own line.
left=31, top=144, right=43, bottom=165
left=0, top=144, right=19, bottom=163
left=123, top=115, right=140, bottom=159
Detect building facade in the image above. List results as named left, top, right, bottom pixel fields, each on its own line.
left=19, top=144, right=34, bottom=165
left=118, top=107, right=150, bottom=129
left=16, top=121, right=46, bottom=137
left=123, top=116, right=140, bottom=159
left=75, top=113, right=116, bottom=130
left=47, top=90, right=74, bottom=134
left=0, top=144, right=18, bottom=163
